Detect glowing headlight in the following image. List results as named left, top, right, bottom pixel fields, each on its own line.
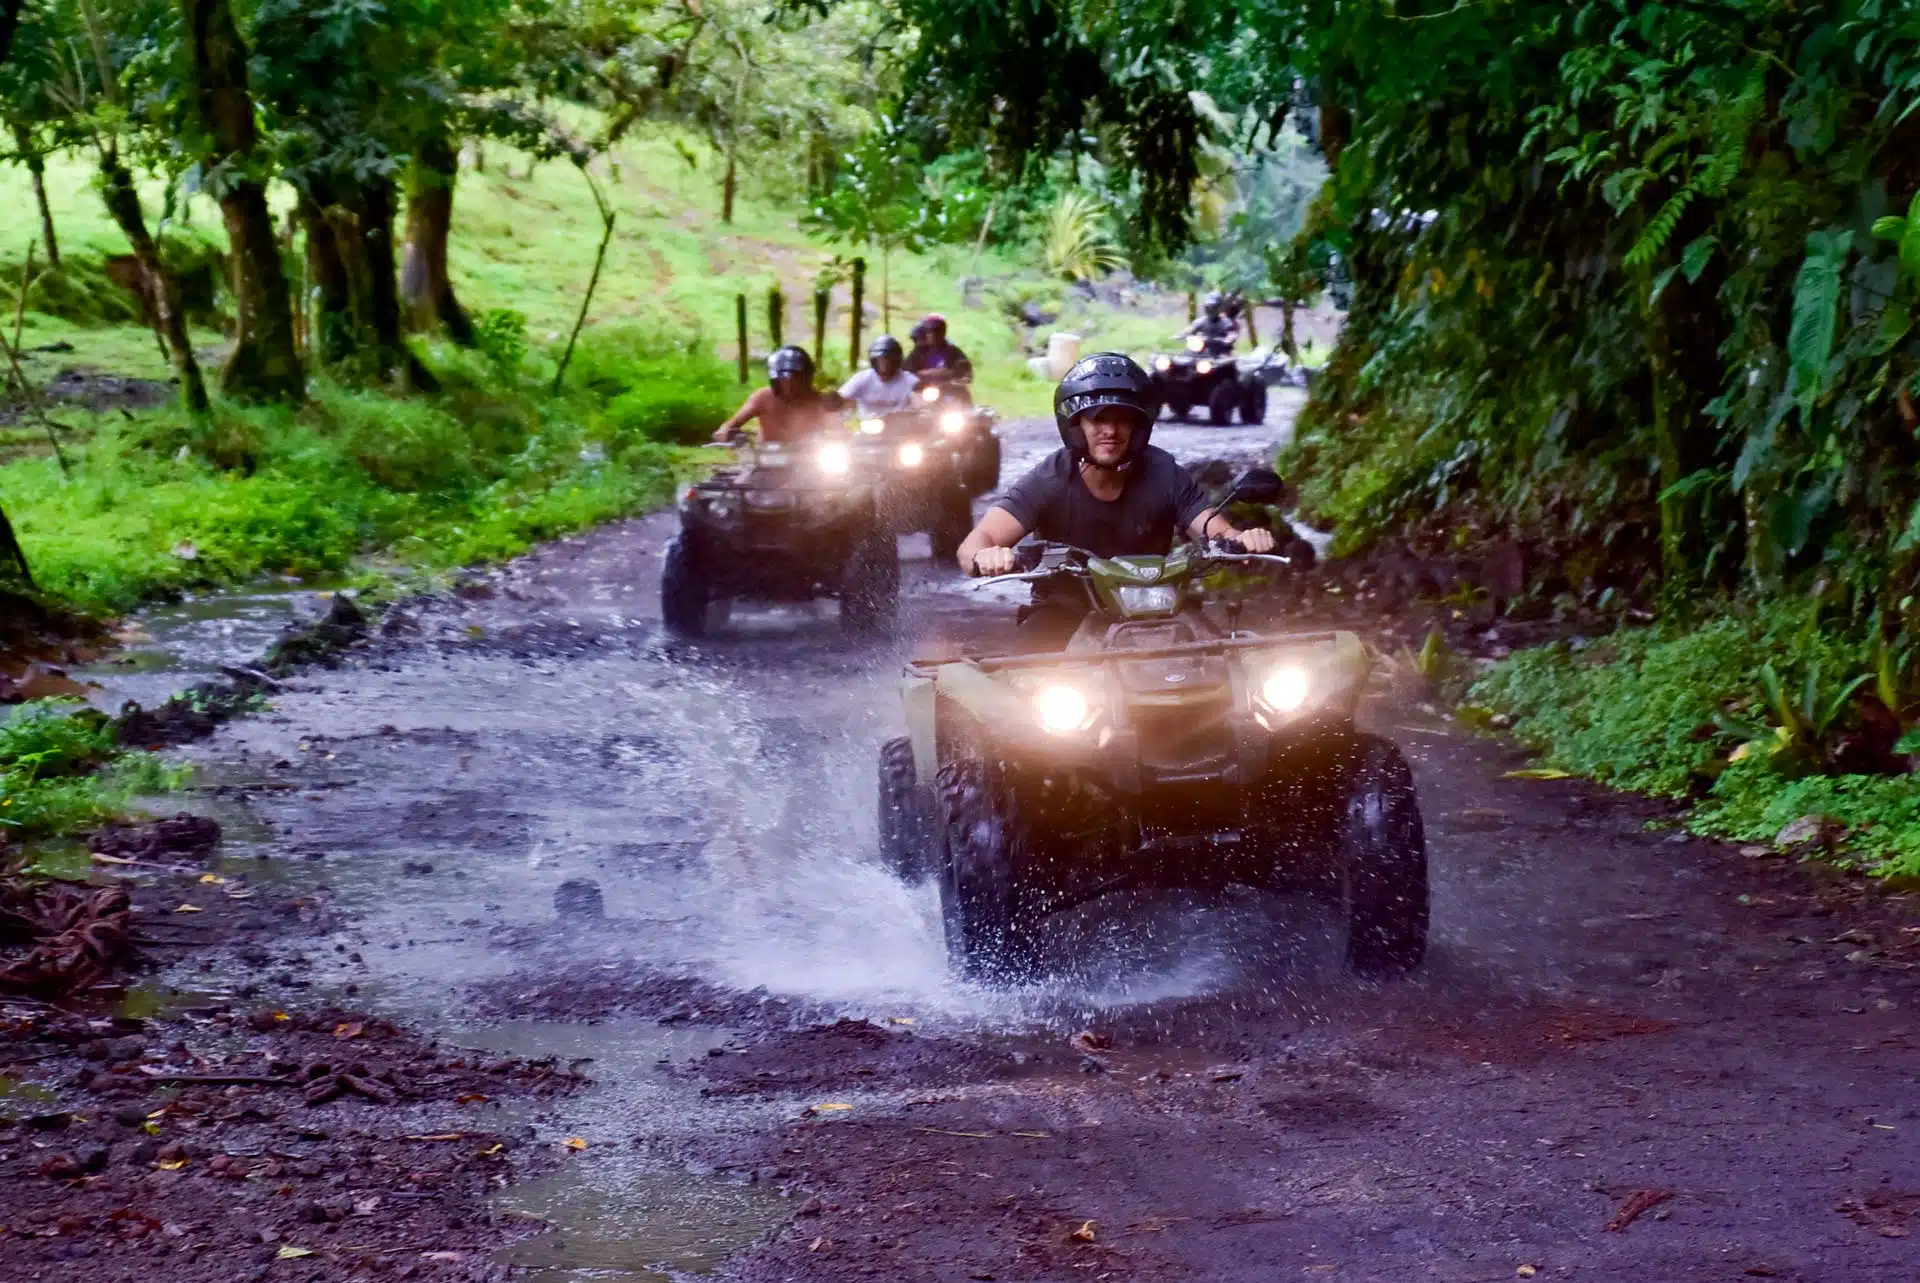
left=897, top=442, right=924, bottom=468
left=1260, top=666, right=1311, bottom=713
left=1033, top=683, right=1092, bottom=735
left=940, top=410, right=966, bottom=433
left=817, top=440, right=852, bottom=476
left=1196, top=360, right=1214, bottom=375
left=1154, top=355, right=1172, bottom=372
left=1186, top=336, right=1205, bottom=353
left=859, top=418, right=885, bottom=434
left=1114, top=584, right=1179, bottom=614
left=920, top=386, right=941, bottom=403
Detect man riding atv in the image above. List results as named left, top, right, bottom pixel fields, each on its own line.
left=712, top=345, right=842, bottom=444
left=955, top=353, right=1275, bottom=647
left=906, top=314, right=974, bottom=387
left=1181, top=291, right=1239, bottom=355
left=841, top=335, right=920, bottom=418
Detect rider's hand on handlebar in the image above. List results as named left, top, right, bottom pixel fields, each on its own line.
left=712, top=425, right=743, bottom=445
left=969, top=546, right=1019, bottom=577
left=1237, top=527, right=1278, bottom=554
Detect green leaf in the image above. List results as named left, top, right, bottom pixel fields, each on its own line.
left=1788, top=229, right=1853, bottom=408
left=1874, top=303, right=1913, bottom=356
left=1680, top=235, right=1716, bottom=283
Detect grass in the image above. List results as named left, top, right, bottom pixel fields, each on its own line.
left=0, top=700, right=184, bottom=849
left=1469, top=605, right=1920, bottom=879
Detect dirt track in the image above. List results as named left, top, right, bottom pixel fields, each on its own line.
left=34, top=401, right=1920, bottom=1281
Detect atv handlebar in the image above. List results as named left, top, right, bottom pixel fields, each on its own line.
left=967, top=539, right=1303, bottom=585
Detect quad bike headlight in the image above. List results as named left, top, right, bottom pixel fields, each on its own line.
left=1259, top=665, right=1312, bottom=713
left=940, top=410, right=966, bottom=433
left=1154, top=355, right=1172, bottom=372
left=1186, top=336, right=1206, bottom=353
left=817, top=440, right=852, bottom=476
left=859, top=418, right=886, bottom=434
left=1114, top=584, right=1179, bottom=614
left=920, top=385, right=941, bottom=403
left=1033, top=683, right=1093, bottom=735
left=1196, top=360, right=1214, bottom=375
left=898, top=442, right=925, bottom=468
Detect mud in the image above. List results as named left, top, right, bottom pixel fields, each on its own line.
left=7, top=394, right=1918, bottom=1280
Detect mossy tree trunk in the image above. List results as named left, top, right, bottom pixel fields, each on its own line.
left=183, top=0, right=303, bottom=402
left=98, top=153, right=208, bottom=413
left=299, top=185, right=355, bottom=366
left=400, top=126, right=475, bottom=344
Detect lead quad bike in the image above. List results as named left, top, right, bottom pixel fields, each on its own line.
left=875, top=468, right=1427, bottom=982
left=662, top=436, right=898, bottom=638
left=851, top=407, right=978, bottom=564
left=909, top=379, right=1002, bottom=495
left=1149, top=334, right=1267, bottom=425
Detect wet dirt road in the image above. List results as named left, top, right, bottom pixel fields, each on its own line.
left=131, top=397, right=1919, bottom=1282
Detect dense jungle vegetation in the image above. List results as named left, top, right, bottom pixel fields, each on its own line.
left=5, top=0, right=1920, bottom=874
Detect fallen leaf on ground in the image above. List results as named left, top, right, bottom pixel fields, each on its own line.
left=276, top=1245, right=313, bottom=1259
left=886, top=1016, right=915, bottom=1025
left=157, top=1159, right=188, bottom=1171
left=1010, top=1130, right=1051, bottom=1138
left=1072, top=1030, right=1114, bottom=1051
left=564, top=1137, right=588, bottom=1150
left=479, top=1144, right=504, bottom=1157
left=90, top=853, right=138, bottom=865
left=1070, top=1221, right=1096, bottom=1243
left=404, top=1134, right=467, bottom=1143
left=1503, top=768, right=1572, bottom=780
left=198, top=874, right=225, bottom=885
left=916, top=1127, right=994, bottom=1138
left=173, top=905, right=203, bottom=914
left=333, top=1022, right=364, bottom=1040
left=1607, top=1188, right=1674, bottom=1231
left=806, top=1102, right=853, bottom=1115
left=352, top=1197, right=381, bottom=1216
left=809, top=1236, right=827, bottom=1252
left=421, top=1252, right=464, bottom=1263
left=1516, top=1268, right=1537, bottom=1278
left=455, top=1093, right=489, bottom=1105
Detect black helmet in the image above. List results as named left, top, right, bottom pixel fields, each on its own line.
left=868, top=335, right=903, bottom=365
left=1054, top=352, right=1155, bottom=463
left=767, top=344, right=814, bottom=388
left=1201, top=290, right=1224, bottom=316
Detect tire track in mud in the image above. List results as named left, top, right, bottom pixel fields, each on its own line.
left=133, top=399, right=1920, bottom=1280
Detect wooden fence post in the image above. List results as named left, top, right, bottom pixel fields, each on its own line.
left=736, top=293, right=749, bottom=383
left=848, top=257, right=866, bottom=371
left=812, top=289, right=830, bottom=367
left=767, top=283, right=784, bottom=349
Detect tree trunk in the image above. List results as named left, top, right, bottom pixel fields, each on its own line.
left=353, top=177, right=436, bottom=390
left=401, top=127, right=475, bottom=344
left=0, top=499, right=31, bottom=588
left=12, top=124, right=59, bottom=266
left=299, top=186, right=355, bottom=365
left=98, top=153, right=208, bottom=413
left=183, top=0, right=304, bottom=401
left=722, top=149, right=737, bottom=224
left=1280, top=300, right=1299, bottom=362
left=0, top=0, right=23, bottom=70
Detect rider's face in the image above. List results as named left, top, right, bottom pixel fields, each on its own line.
left=872, top=354, right=900, bottom=378
left=771, top=373, right=799, bottom=399
left=1081, top=408, right=1135, bottom=468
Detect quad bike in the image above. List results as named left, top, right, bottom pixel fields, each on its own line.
left=851, top=407, right=979, bottom=564
left=662, top=436, right=898, bottom=638
left=876, top=468, right=1428, bottom=983
left=1148, top=334, right=1267, bottom=425
left=910, top=378, right=1002, bottom=495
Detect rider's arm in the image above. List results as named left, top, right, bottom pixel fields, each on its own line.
left=956, top=506, right=1027, bottom=575
left=1187, top=508, right=1277, bottom=551
left=947, top=348, right=973, bottom=382
left=714, top=388, right=770, bottom=441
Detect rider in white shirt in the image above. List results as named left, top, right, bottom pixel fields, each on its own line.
left=839, top=335, right=920, bottom=417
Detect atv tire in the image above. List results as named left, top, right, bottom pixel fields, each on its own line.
left=935, top=757, right=1042, bottom=983
left=963, top=435, right=1001, bottom=495
left=840, top=526, right=899, bottom=636
left=660, top=535, right=709, bottom=638
left=1240, top=384, right=1268, bottom=425
left=1340, top=734, right=1429, bottom=972
left=930, top=488, right=973, bottom=565
left=1208, top=381, right=1238, bottom=425
left=1165, top=398, right=1192, bottom=421
left=878, top=737, right=931, bottom=882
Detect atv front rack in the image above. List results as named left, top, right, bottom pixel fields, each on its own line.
left=961, top=631, right=1339, bottom=672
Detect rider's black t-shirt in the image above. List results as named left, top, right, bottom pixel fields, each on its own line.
left=996, top=446, right=1212, bottom=558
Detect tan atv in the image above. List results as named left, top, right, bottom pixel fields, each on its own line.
left=876, top=467, right=1428, bottom=982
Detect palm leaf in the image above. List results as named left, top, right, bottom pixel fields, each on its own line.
left=1787, top=229, right=1853, bottom=407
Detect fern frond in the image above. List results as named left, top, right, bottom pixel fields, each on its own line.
left=1625, top=185, right=1695, bottom=268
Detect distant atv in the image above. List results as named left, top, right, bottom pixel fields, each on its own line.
left=662, top=436, right=898, bottom=637
left=1149, top=336, right=1276, bottom=425
left=912, top=379, right=1002, bottom=495
left=876, top=468, right=1427, bottom=982
left=852, top=407, right=978, bottom=564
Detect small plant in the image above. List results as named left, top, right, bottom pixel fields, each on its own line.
left=1713, top=662, right=1873, bottom=778
left=1042, top=191, right=1125, bottom=282
left=473, top=308, right=531, bottom=375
